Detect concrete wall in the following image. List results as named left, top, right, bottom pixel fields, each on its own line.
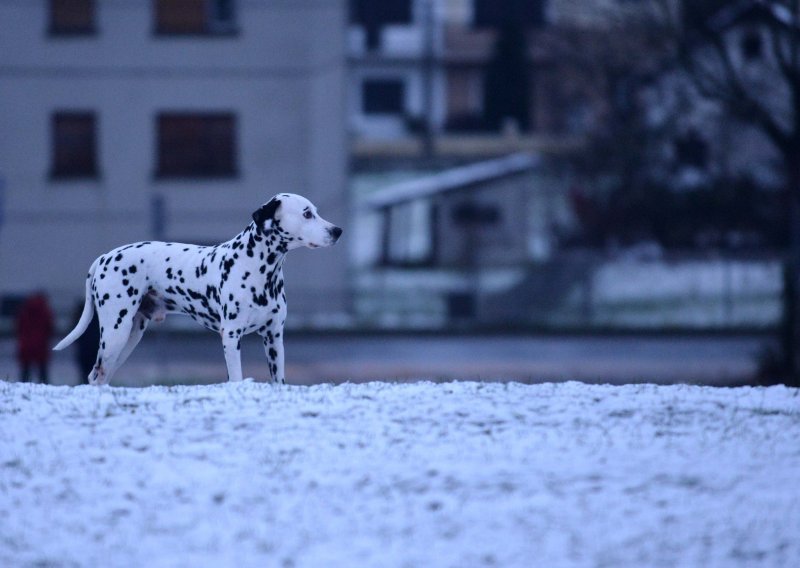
left=0, top=1, right=349, bottom=322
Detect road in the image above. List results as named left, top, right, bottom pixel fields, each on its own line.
left=0, top=331, right=773, bottom=387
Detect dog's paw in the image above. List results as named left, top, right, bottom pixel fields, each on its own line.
left=242, top=377, right=255, bottom=383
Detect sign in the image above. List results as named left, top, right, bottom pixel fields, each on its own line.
left=452, top=201, right=501, bottom=225
left=0, top=174, right=5, bottom=233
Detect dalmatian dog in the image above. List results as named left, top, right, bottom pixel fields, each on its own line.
left=53, top=193, right=342, bottom=386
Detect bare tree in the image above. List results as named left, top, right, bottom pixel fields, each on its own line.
left=655, top=0, right=800, bottom=383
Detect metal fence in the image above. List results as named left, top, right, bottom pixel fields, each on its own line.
left=353, top=251, right=784, bottom=331
left=1, top=252, right=784, bottom=336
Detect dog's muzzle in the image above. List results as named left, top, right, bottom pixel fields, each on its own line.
left=328, top=226, right=343, bottom=243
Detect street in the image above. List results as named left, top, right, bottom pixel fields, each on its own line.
left=0, top=332, right=772, bottom=387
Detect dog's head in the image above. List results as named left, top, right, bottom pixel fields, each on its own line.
left=252, top=193, right=342, bottom=250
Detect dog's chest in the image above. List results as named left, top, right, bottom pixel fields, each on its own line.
left=217, top=260, right=286, bottom=332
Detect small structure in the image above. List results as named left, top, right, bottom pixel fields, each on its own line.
left=356, top=153, right=572, bottom=326
left=364, top=154, right=544, bottom=267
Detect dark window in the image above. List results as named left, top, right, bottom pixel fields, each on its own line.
left=363, top=80, right=405, bottom=114
left=741, top=30, right=763, bottom=61
left=473, top=0, right=545, bottom=29
left=154, top=0, right=236, bottom=35
left=157, top=113, right=237, bottom=178
left=451, top=202, right=502, bottom=225
left=49, top=0, right=96, bottom=35
left=674, top=129, right=708, bottom=169
left=51, top=112, right=98, bottom=178
left=350, top=0, right=412, bottom=49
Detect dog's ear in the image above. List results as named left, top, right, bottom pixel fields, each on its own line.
left=252, top=198, right=281, bottom=231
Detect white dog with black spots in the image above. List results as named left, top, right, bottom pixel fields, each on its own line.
left=54, top=193, right=342, bottom=385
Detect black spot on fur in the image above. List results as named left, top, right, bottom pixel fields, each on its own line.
left=252, top=198, right=281, bottom=234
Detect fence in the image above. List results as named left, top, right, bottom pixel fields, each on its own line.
left=353, top=251, right=784, bottom=331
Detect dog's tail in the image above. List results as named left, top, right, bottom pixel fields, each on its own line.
left=53, top=258, right=98, bottom=351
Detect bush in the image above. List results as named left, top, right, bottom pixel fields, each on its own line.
left=568, top=176, right=788, bottom=250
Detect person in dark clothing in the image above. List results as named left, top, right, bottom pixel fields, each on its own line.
left=72, top=300, right=100, bottom=384
left=16, top=292, right=54, bottom=383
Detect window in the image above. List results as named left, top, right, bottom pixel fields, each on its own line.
left=157, top=113, right=237, bottom=178
left=154, top=0, right=237, bottom=35
left=741, top=30, right=763, bottom=61
left=473, top=0, right=545, bottom=29
left=350, top=0, right=412, bottom=49
left=51, top=112, right=98, bottom=178
left=674, top=129, right=709, bottom=169
left=363, top=80, right=405, bottom=114
left=49, top=0, right=96, bottom=36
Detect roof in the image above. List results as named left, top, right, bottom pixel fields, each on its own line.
left=361, top=153, right=539, bottom=209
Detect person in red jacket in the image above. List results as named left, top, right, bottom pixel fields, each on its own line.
left=16, top=292, right=54, bottom=384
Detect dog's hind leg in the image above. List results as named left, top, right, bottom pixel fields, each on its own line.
left=113, top=313, right=149, bottom=374
left=88, top=353, right=106, bottom=386
left=89, top=311, right=135, bottom=386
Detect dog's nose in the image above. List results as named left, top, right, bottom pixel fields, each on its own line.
left=330, top=226, right=343, bottom=240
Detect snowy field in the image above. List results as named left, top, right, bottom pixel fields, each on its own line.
left=1, top=380, right=799, bottom=567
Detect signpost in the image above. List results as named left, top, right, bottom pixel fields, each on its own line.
left=0, top=174, right=5, bottom=235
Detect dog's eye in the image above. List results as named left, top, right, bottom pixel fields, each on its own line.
left=303, top=211, right=314, bottom=219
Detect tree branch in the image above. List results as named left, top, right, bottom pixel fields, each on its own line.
left=680, top=13, right=793, bottom=153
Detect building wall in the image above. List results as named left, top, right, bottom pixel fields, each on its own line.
left=0, top=1, right=348, bottom=321
left=347, top=0, right=449, bottom=139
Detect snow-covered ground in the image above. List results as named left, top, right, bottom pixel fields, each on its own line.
left=1, top=380, right=798, bottom=567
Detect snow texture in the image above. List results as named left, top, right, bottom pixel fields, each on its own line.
left=1, top=380, right=798, bottom=567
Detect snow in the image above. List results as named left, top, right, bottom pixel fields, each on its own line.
left=591, top=258, right=782, bottom=327
left=1, top=380, right=799, bottom=567
left=361, top=153, right=538, bottom=209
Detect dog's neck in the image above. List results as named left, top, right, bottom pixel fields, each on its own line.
left=247, top=221, right=294, bottom=250
left=242, top=222, right=288, bottom=281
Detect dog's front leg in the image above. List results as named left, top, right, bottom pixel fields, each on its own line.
left=221, top=329, right=243, bottom=382
left=261, top=332, right=285, bottom=385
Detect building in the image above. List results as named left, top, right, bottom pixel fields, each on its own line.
left=353, top=153, right=577, bottom=326
left=347, top=0, right=446, bottom=140
left=346, top=0, right=670, bottom=148
left=0, top=0, right=348, bottom=327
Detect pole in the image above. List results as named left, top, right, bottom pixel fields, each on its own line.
left=421, top=0, right=435, bottom=159
left=788, top=161, right=800, bottom=385
left=788, top=0, right=800, bottom=386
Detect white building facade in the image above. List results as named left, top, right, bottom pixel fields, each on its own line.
left=348, top=0, right=449, bottom=139
left=0, top=0, right=349, bottom=325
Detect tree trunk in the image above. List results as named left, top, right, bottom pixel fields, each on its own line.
left=785, top=156, right=800, bottom=386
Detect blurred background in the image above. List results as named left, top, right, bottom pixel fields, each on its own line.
left=0, top=0, right=797, bottom=386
